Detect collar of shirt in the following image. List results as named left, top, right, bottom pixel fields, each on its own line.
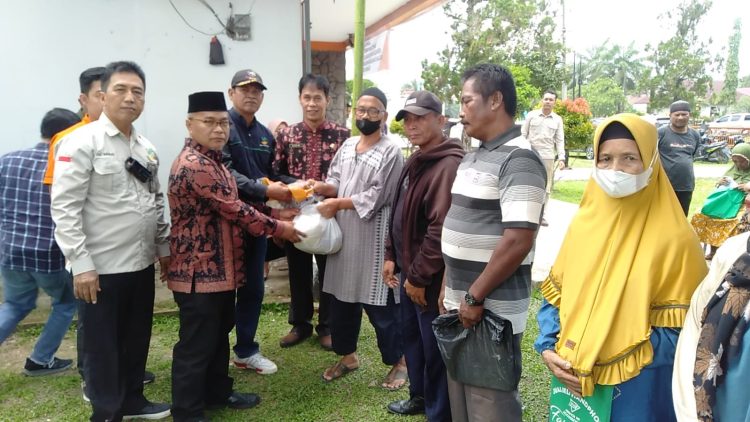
left=301, top=120, right=336, bottom=134
left=482, top=125, right=522, bottom=151
left=533, top=110, right=555, bottom=119
left=229, top=108, right=257, bottom=132
left=100, top=112, right=143, bottom=145
left=185, top=138, right=223, bottom=162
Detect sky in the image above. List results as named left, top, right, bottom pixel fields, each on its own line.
left=349, top=0, right=750, bottom=115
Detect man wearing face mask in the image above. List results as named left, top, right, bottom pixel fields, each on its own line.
left=313, top=87, right=407, bottom=389
left=657, top=100, right=701, bottom=216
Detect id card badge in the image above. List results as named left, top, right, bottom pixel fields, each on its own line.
left=549, top=376, right=613, bottom=422
left=147, top=163, right=157, bottom=193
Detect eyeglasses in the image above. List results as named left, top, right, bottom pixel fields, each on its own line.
left=189, top=118, right=230, bottom=129
left=355, top=107, right=385, bottom=119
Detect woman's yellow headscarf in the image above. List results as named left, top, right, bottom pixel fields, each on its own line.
left=540, top=113, right=708, bottom=396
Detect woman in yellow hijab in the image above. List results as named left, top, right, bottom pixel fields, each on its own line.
left=535, top=114, right=707, bottom=420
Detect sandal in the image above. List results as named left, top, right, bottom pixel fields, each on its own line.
left=381, top=364, right=408, bottom=391
left=322, top=360, right=358, bottom=382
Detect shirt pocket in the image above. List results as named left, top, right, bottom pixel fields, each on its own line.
left=543, top=120, right=558, bottom=137
left=91, top=157, right=125, bottom=192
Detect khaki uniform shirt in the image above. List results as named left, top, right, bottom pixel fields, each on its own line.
left=521, top=110, right=565, bottom=160
left=51, top=113, right=170, bottom=276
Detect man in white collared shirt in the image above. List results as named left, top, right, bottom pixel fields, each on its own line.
left=51, top=61, right=171, bottom=421
left=521, top=90, right=565, bottom=226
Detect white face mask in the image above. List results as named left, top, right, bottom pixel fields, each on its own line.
left=592, top=150, right=657, bottom=199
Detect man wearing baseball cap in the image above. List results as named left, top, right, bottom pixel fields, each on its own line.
left=224, top=69, right=292, bottom=374
left=657, top=100, right=701, bottom=216
left=384, top=91, right=463, bottom=419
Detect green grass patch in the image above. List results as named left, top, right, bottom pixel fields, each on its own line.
left=550, top=180, right=588, bottom=204
left=0, top=301, right=551, bottom=421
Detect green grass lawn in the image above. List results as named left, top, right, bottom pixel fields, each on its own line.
left=551, top=177, right=718, bottom=218
left=0, top=298, right=550, bottom=421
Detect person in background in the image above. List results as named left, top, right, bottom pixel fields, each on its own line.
left=536, top=114, right=707, bottom=421
left=51, top=61, right=171, bottom=421
left=274, top=74, right=350, bottom=351
left=521, top=89, right=564, bottom=227
left=383, top=90, right=462, bottom=420
left=314, top=87, right=406, bottom=389
left=167, top=91, right=301, bottom=421
left=657, top=100, right=701, bottom=216
left=43, top=66, right=106, bottom=187
left=690, top=143, right=750, bottom=259
left=0, top=108, right=79, bottom=376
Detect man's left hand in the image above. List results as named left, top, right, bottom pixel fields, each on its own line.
left=158, top=256, right=170, bottom=283
left=458, top=297, right=483, bottom=328
left=404, top=280, right=427, bottom=308
left=317, top=199, right=339, bottom=219
left=556, top=160, right=565, bottom=171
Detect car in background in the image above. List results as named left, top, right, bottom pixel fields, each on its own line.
left=655, top=116, right=670, bottom=128
left=706, top=113, right=750, bottom=135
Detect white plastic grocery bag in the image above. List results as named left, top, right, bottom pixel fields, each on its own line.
left=292, top=203, right=342, bottom=255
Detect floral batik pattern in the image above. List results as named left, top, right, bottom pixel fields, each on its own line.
left=694, top=240, right=750, bottom=421
left=167, top=139, right=279, bottom=293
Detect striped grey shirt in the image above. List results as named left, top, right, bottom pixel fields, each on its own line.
left=441, top=126, right=546, bottom=334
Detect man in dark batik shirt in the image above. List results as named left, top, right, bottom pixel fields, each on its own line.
left=273, top=74, right=350, bottom=350
left=168, top=91, right=301, bottom=421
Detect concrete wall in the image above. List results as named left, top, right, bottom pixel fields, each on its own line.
left=312, top=51, right=348, bottom=126
left=0, top=0, right=303, bottom=186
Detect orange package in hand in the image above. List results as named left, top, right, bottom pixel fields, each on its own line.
left=289, top=184, right=313, bottom=202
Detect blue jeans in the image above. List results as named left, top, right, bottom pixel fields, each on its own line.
left=0, top=267, right=76, bottom=364
left=234, top=235, right=266, bottom=358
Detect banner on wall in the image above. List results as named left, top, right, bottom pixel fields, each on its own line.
left=363, top=31, right=390, bottom=76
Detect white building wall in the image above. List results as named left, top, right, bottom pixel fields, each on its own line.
left=0, top=0, right=303, bottom=181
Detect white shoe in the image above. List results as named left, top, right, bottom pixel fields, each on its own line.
left=82, top=381, right=90, bottom=402
left=233, top=352, right=278, bottom=374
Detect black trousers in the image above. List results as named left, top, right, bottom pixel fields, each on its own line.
left=171, top=290, right=235, bottom=421
left=82, top=266, right=155, bottom=422
left=329, top=291, right=402, bottom=365
left=675, top=190, right=693, bottom=217
left=400, top=281, right=450, bottom=422
left=284, top=242, right=330, bottom=336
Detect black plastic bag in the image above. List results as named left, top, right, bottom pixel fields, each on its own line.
left=432, top=310, right=521, bottom=391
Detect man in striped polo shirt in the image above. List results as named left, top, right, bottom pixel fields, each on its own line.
left=440, top=63, right=547, bottom=421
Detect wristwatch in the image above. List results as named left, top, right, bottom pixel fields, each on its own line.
left=464, top=292, right=484, bottom=306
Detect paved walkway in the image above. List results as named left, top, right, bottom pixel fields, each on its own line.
left=531, top=199, right=579, bottom=282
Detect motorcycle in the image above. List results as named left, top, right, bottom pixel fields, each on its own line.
left=694, top=136, right=731, bottom=163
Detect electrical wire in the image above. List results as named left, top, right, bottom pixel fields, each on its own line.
left=198, top=0, right=228, bottom=29
left=168, top=0, right=223, bottom=36
left=246, top=0, right=257, bottom=14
